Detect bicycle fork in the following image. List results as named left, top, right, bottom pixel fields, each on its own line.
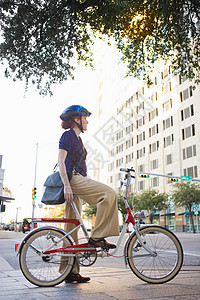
left=134, top=225, right=157, bottom=257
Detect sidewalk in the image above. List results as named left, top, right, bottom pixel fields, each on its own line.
left=0, top=251, right=200, bottom=300
left=0, top=230, right=200, bottom=299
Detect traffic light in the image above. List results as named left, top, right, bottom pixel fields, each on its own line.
left=168, top=178, right=178, bottom=183
left=139, top=174, right=149, bottom=178
left=32, top=187, right=37, bottom=200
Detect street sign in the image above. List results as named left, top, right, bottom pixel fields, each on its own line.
left=181, top=176, right=192, bottom=181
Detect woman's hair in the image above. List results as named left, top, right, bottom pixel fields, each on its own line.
left=61, top=116, right=80, bottom=130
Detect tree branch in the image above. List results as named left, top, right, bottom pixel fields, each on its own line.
left=56, top=0, right=100, bottom=12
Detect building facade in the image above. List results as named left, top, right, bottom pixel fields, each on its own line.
left=105, top=61, right=200, bottom=232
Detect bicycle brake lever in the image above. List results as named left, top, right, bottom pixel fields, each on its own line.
left=119, top=178, right=124, bottom=188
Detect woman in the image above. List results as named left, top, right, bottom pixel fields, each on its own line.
left=58, top=105, right=119, bottom=283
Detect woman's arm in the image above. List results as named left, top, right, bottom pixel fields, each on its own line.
left=58, top=149, right=74, bottom=203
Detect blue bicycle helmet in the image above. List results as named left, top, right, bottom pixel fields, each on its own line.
left=60, top=105, right=91, bottom=121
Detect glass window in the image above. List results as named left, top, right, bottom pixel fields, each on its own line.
left=182, top=129, right=185, bottom=140
left=163, top=120, right=165, bottom=130
left=185, top=126, right=191, bottom=138
left=151, top=177, right=159, bottom=187
left=138, top=181, right=145, bottom=191
left=192, top=124, right=195, bottom=136
left=193, top=145, right=197, bottom=156
left=138, top=164, right=145, bottom=172
left=183, top=149, right=186, bottom=160
left=186, top=146, right=192, bottom=158
left=189, top=86, right=193, bottom=97
left=187, top=167, right=193, bottom=177
left=180, top=92, right=183, bottom=102
left=191, top=104, right=194, bottom=116
left=184, top=107, right=190, bottom=119
left=166, top=117, right=170, bottom=128
left=194, top=166, right=198, bottom=178
left=166, top=154, right=172, bottom=165
left=183, top=88, right=189, bottom=100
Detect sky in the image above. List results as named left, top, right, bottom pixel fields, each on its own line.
left=0, top=64, right=99, bottom=222
left=0, top=37, right=140, bottom=223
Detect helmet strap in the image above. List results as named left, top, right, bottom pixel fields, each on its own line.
left=71, top=117, right=84, bottom=133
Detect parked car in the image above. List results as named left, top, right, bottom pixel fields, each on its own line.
left=0, top=223, right=5, bottom=230
left=9, top=222, right=16, bottom=231
left=3, top=224, right=10, bottom=230
left=22, top=218, right=32, bottom=233
left=16, top=222, right=23, bottom=232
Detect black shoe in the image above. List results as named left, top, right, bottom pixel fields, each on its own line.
left=65, top=273, right=90, bottom=283
left=88, top=237, right=116, bottom=250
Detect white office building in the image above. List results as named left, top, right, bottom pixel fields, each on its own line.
left=100, top=61, right=200, bottom=232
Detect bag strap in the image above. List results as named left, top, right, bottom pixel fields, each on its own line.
left=55, top=142, right=86, bottom=174
left=72, top=136, right=86, bottom=173
left=53, top=164, right=58, bottom=173
left=72, top=150, right=85, bottom=173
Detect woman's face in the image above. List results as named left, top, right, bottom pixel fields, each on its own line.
left=74, top=115, right=88, bottom=132
left=81, top=115, right=88, bottom=131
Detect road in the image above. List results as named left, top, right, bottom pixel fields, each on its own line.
left=1, top=230, right=200, bottom=269
left=0, top=230, right=200, bottom=299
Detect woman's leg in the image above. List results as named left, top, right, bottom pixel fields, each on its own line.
left=59, top=196, right=82, bottom=274
left=70, top=174, right=119, bottom=239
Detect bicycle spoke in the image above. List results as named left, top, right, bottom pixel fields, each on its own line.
left=127, top=226, right=183, bottom=283
left=20, top=228, right=75, bottom=286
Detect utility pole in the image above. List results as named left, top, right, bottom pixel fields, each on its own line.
left=15, top=207, right=18, bottom=231
left=32, top=143, right=38, bottom=220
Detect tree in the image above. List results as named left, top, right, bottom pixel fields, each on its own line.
left=133, top=189, right=168, bottom=224
left=0, top=0, right=199, bottom=95
left=116, top=0, right=200, bottom=85
left=83, top=204, right=96, bottom=218
left=171, top=181, right=200, bottom=233
left=44, top=204, right=65, bottom=218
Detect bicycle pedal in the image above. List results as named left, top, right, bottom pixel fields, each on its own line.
left=103, top=246, right=110, bottom=252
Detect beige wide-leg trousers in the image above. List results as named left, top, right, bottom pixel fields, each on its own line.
left=60, top=173, right=119, bottom=274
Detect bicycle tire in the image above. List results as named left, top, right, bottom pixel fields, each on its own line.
left=19, top=227, right=75, bottom=287
left=127, top=225, right=183, bottom=284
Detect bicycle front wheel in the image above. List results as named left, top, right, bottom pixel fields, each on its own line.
left=127, top=226, right=183, bottom=284
left=19, top=227, right=75, bottom=287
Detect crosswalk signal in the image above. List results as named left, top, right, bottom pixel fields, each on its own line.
left=32, top=187, right=37, bottom=200
left=168, top=178, right=178, bottom=183
left=139, top=174, right=149, bottom=178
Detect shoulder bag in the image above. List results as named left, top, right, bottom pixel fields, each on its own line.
left=41, top=151, right=85, bottom=205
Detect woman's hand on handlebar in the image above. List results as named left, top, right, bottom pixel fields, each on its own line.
left=64, top=185, right=74, bottom=203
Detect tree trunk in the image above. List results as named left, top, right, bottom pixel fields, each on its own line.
left=149, top=213, right=154, bottom=224
left=123, top=215, right=126, bottom=224
left=189, top=210, right=196, bottom=233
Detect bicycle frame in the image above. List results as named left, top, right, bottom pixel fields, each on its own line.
left=33, top=167, right=155, bottom=258
left=18, top=167, right=183, bottom=287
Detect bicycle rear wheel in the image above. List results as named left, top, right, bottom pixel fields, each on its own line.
left=19, top=227, right=75, bottom=287
left=127, top=225, right=183, bottom=284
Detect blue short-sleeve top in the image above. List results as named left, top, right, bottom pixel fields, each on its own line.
left=59, top=129, right=87, bottom=177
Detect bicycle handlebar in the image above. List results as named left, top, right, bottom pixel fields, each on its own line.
left=120, top=167, right=135, bottom=172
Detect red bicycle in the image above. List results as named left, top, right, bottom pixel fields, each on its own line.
left=17, top=167, right=183, bottom=287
